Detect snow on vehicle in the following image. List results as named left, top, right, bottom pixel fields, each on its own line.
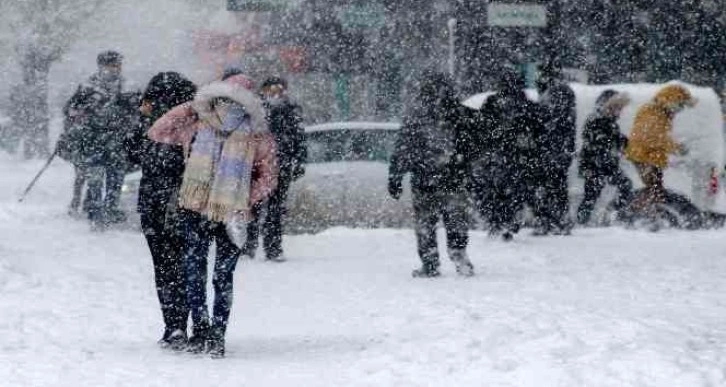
left=286, top=121, right=411, bottom=233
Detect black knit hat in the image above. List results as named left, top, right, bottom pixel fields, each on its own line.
left=142, top=72, right=196, bottom=117
left=260, top=76, right=288, bottom=91
left=595, top=89, right=618, bottom=108
left=97, top=50, right=123, bottom=66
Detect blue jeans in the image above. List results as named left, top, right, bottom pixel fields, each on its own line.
left=180, top=210, right=241, bottom=337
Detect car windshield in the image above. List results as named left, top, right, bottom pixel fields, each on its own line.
left=306, top=129, right=397, bottom=163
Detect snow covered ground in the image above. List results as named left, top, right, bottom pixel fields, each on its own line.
left=2, top=154, right=726, bottom=386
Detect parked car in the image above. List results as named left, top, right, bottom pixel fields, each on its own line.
left=286, top=121, right=412, bottom=233
left=120, top=121, right=411, bottom=233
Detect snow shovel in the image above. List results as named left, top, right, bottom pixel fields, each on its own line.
left=18, top=150, right=57, bottom=203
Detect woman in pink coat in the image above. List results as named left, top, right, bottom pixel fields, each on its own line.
left=147, top=73, right=278, bottom=358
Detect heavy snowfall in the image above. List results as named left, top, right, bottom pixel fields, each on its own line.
left=2, top=0, right=726, bottom=386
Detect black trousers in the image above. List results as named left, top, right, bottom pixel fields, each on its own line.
left=412, top=189, right=469, bottom=265
left=473, top=165, right=533, bottom=234
left=576, top=168, right=633, bottom=224
left=534, top=166, right=571, bottom=232
left=140, top=204, right=187, bottom=332
left=243, top=181, right=290, bottom=259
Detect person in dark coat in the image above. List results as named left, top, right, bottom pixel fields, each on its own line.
left=470, top=69, right=548, bottom=241
left=535, top=63, right=577, bottom=235
left=63, top=50, right=129, bottom=229
left=388, top=71, right=475, bottom=278
left=241, top=76, right=306, bottom=262
left=125, top=71, right=197, bottom=349
left=576, top=90, right=633, bottom=225
left=59, top=86, right=98, bottom=216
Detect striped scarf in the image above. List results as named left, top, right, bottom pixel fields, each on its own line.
left=178, top=104, right=256, bottom=223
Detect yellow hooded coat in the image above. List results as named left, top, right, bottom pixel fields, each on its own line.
left=625, top=85, right=695, bottom=168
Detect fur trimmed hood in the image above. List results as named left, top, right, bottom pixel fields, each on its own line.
left=192, top=81, right=268, bottom=134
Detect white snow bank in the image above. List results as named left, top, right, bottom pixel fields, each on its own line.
left=463, top=82, right=726, bottom=213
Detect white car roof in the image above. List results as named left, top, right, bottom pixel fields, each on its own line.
left=305, top=122, right=401, bottom=133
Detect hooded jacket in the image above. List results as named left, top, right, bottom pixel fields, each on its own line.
left=579, top=92, right=630, bottom=176
left=625, top=84, right=695, bottom=168
left=147, top=75, right=278, bottom=207
left=389, top=73, right=472, bottom=193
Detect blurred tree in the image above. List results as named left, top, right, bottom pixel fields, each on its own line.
left=0, top=0, right=107, bottom=158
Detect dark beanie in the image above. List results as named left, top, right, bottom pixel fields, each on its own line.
left=142, top=72, right=196, bottom=118
left=97, top=50, right=123, bottom=66
left=260, top=76, right=288, bottom=90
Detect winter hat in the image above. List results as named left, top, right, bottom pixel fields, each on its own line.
left=142, top=72, right=197, bottom=117
left=654, top=84, right=697, bottom=110
left=596, top=90, right=630, bottom=115
left=97, top=50, right=123, bottom=66
left=595, top=89, right=618, bottom=108
left=260, top=76, right=288, bottom=91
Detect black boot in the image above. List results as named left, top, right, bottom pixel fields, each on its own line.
left=186, top=323, right=209, bottom=354
left=158, top=328, right=187, bottom=351
left=207, top=327, right=226, bottom=359
left=412, top=261, right=440, bottom=278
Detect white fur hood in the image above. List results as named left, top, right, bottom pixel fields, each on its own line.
left=192, top=81, right=268, bottom=133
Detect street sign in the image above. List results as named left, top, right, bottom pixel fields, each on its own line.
left=487, top=3, right=547, bottom=27
left=227, top=0, right=290, bottom=12
left=338, top=4, right=386, bottom=30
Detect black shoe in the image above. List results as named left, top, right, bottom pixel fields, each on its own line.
left=502, top=231, right=514, bottom=242
left=158, top=329, right=187, bottom=351
left=207, top=326, right=226, bottom=359
left=186, top=325, right=209, bottom=354
left=412, top=262, right=440, bottom=278
left=207, top=337, right=225, bottom=359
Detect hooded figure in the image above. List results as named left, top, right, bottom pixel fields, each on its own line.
left=625, top=84, right=696, bottom=226
left=535, top=63, right=577, bottom=235
left=576, top=90, right=633, bottom=224
left=471, top=69, right=548, bottom=241
left=125, top=72, right=196, bottom=350
left=388, top=71, right=475, bottom=278
left=148, top=74, right=278, bottom=358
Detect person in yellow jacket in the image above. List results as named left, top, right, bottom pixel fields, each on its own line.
left=625, top=84, right=697, bottom=222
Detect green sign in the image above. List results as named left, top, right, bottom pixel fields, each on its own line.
left=227, top=0, right=290, bottom=12
left=338, top=5, right=386, bottom=30
left=487, top=3, right=547, bottom=27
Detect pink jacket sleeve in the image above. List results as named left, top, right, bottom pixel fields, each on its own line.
left=250, top=132, right=279, bottom=205
left=146, top=103, right=199, bottom=151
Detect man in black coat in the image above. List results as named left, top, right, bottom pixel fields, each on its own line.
left=62, top=50, right=130, bottom=229
left=241, top=76, right=306, bottom=262
left=388, top=72, right=475, bottom=278
left=470, top=69, right=548, bottom=241
left=125, top=71, right=196, bottom=349
left=535, top=63, right=577, bottom=235
left=576, top=90, right=633, bottom=224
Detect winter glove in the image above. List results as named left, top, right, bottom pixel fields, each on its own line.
left=292, top=164, right=306, bottom=181
left=388, top=178, right=403, bottom=200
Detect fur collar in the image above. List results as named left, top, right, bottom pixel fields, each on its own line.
left=192, top=81, right=267, bottom=133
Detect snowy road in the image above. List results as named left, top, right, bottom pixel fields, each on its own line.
left=2, top=156, right=726, bottom=386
